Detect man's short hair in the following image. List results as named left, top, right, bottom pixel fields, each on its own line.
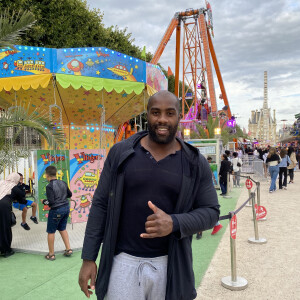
left=45, top=166, right=57, bottom=177
left=207, top=156, right=212, bottom=161
left=225, top=150, right=230, bottom=156
left=147, top=90, right=180, bottom=112
left=18, top=172, right=23, bottom=177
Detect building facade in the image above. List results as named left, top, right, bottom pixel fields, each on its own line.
left=248, top=71, right=277, bottom=146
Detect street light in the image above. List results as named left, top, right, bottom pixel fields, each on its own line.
left=214, top=127, right=221, bottom=136
left=184, top=128, right=191, bottom=140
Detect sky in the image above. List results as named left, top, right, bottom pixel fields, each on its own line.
left=87, top=0, right=300, bottom=131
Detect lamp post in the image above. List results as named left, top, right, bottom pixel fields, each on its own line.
left=184, top=128, right=191, bottom=140
left=214, top=127, right=221, bottom=137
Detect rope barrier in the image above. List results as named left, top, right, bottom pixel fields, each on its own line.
left=219, top=172, right=267, bottom=291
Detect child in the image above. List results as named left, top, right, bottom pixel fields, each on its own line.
left=42, top=166, right=73, bottom=261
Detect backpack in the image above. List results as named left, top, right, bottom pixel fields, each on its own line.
left=237, top=158, right=242, bottom=167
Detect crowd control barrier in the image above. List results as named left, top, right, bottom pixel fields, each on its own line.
left=219, top=174, right=267, bottom=291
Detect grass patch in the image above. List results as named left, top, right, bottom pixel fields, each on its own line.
left=0, top=188, right=243, bottom=299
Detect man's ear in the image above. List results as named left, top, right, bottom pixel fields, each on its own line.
left=179, top=113, right=183, bottom=120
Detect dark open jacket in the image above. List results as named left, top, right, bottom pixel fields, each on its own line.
left=81, top=131, right=220, bottom=300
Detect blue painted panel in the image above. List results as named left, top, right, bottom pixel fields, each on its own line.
left=56, top=47, right=146, bottom=83
left=0, top=46, right=54, bottom=78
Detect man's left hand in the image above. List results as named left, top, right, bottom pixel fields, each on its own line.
left=140, top=201, right=173, bottom=239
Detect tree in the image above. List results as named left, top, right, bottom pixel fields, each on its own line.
left=0, top=0, right=152, bottom=61
left=0, top=9, right=36, bottom=48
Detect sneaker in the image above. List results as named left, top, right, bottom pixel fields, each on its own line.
left=238, top=185, right=242, bottom=188
left=211, top=224, right=223, bottom=235
left=233, top=185, right=236, bottom=188
left=283, top=186, right=287, bottom=190
left=21, top=223, right=30, bottom=230
left=269, top=190, right=273, bottom=193
left=30, top=216, right=38, bottom=224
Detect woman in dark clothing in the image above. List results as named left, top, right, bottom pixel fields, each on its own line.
left=0, top=173, right=25, bottom=257
left=219, top=154, right=232, bottom=196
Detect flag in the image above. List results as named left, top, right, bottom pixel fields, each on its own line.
left=167, top=66, right=173, bottom=76
left=141, top=46, right=146, bottom=60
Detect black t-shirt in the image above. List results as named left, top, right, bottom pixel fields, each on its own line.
left=116, top=142, right=182, bottom=258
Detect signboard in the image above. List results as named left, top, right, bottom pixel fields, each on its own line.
left=230, top=214, right=237, bottom=239
left=246, top=179, right=253, bottom=190
left=69, top=149, right=105, bottom=223
left=254, top=204, right=267, bottom=220
left=198, top=146, right=216, bottom=155
left=36, top=150, right=70, bottom=222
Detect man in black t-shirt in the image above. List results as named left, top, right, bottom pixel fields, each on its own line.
left=79, top=91, right=220, bottom=300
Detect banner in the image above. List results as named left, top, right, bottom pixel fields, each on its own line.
left=69, top=149, right=105, bottom=223
left=36, top=150, right=70, bottom=222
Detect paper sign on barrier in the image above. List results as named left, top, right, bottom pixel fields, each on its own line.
left=246, top=179, right=253, bottom=190
left=254, top=204, right=267, bottom=220
left=230, top=214, right=237, bottom=239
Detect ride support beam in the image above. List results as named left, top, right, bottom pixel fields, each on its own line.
left=151, top=18, right=178, bottom=65
left=207, top=26, right=232, bottom=118
left=175, top=22, right=181, bottom=98
left=198, top=13, right=217, bottom=117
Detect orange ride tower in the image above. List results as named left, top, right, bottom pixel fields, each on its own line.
left=151, top=6, right=231, bottom=120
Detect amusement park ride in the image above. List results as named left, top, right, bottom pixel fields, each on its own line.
left=115, top=2, right=233, bottom=142
left=151, top=4, right=232, bottom=126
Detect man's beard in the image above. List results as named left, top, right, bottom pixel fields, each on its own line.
left=148, top=122, right=178, bottom=144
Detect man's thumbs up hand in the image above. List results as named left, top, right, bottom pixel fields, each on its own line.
left=140, top=201, right=173, bottom=239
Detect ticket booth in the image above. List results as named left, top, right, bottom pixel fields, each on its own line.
left=186, top=139, right=223, bottom=188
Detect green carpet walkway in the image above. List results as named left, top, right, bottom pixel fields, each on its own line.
left=0, top=188, right=243, bottom=300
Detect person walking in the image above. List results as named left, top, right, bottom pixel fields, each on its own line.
left=0, top=173, right=25, bottom=257
left=219, top=154, right=232, bottom=196
left=278, top=148, right=291, bottom=190
left=266, top=147, right=281, bottom=193
left=287, top=147, right=297, bottom=183
left=78, top=91, right=220, bottom=300
left=231, top=152, right=242, bottom=187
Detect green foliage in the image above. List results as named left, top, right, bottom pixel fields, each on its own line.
left=0, top=0, right=152, bottom=60
left=189, top=115, right=247, bottom=145
left=0, top=9, right=36, bottom=48
left=0, top=105, right=66, bottom=173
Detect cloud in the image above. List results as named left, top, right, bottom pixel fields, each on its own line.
left=87, top=0, right=300, bottom=129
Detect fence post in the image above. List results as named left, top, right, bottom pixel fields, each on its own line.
left=221, top=212, right=248, bottom=290
left=224, top=172, right=232, bottom=198
left=246, top=176, right=252, bottom=207
left=248, top=192, right=267, bottom=244
left=256, top=182, right=267, bottom=221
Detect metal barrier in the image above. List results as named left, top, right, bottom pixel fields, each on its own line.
left=220, top=174, right=267, bottom=291
left=241, top=155, right=265, bottom=179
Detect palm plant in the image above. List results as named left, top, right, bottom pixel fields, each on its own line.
left=190, top=115, right=247, bottom=145
left=0, top=105, right=66, bottom=174
left=0, top=9, right=36, bottom=49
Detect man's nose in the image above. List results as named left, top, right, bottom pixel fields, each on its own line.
left=157, top=113, right=168, bottom=123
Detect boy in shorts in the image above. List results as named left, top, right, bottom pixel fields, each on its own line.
left=42, top=166, right=73, bottom=261
left=12, top=173, right=38, bottom=230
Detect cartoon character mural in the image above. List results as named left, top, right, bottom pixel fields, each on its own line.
left=107, top=64, right=137, bottom=81
left=69, top=149, right=105, bottom=223
left=36, top=150, right=70, bottom=222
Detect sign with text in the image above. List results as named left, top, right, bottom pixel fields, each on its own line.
left=36, top=150, right=70, bottom=222
left=69, top=149, right=105, bottom=223
left=230, top=215, right=237, bottom=240
left=246, top=179, right=253, bottom=190
left=254, top=204, right=267, bottom=220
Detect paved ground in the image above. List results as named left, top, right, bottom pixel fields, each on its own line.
left=196, top=171, right=300, bottom=300
left=12, top=210, right=86, bottom=254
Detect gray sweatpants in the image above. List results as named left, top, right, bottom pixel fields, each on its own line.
left=105, top=252, right=168, bottom=300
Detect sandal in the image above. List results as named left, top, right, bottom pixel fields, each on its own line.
left=64, top=249, right=73, bottom=257
left=45, top=253, right=56, bottom=261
